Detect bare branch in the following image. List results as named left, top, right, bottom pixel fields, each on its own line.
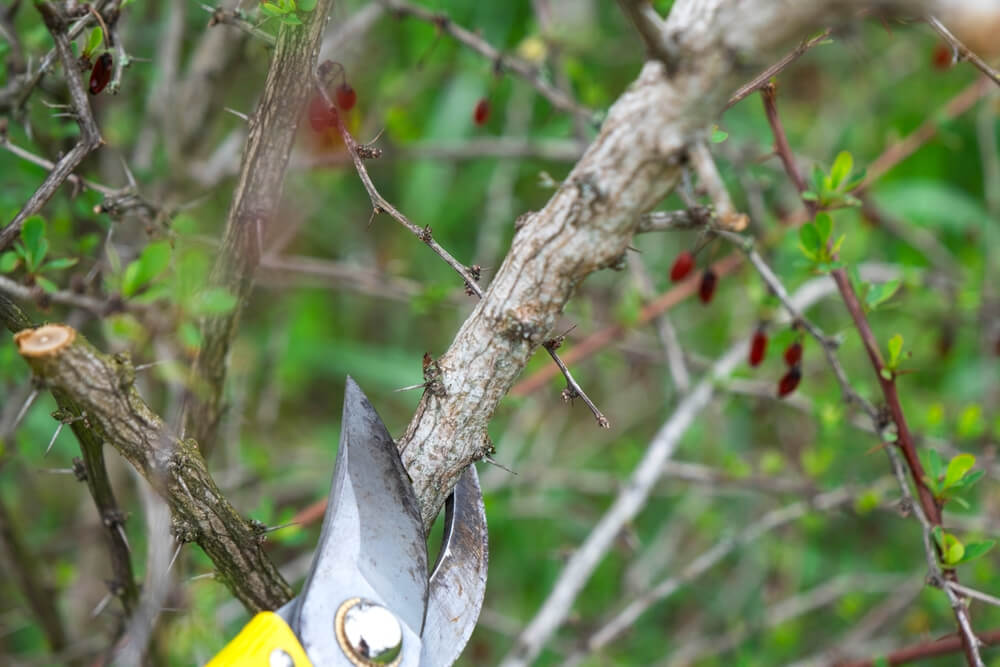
left=927, top=15, right=1000, bottom=87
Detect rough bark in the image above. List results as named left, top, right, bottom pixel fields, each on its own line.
left=14, top=325, right=293, bottom=611
left=181, top=0, right=334, bottom=454
left=399, top=0, right=931, bottom=528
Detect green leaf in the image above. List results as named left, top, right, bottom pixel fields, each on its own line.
left=260, top=2, right=285, bottom=16
left=944, top=453, right=976, bottom=489
left=710, top=126, right=728, bottom=143
left=21, top=215, right=47, bottom=268
left=799, top=223, right=820, bottom=256
left=190, top=287, right=238, bottom=316
left=810, top=164, right=825, bottom=191
left=931, top=525, right=944, bottom=550
left=297, top=0, right=317, bottom=9
left=801, top=190, right=818, bottom=202
left=178, top=321, right=202, bottom=349
left=950, top=469, right=984, bottom=491
left=943, top=533, right=964, bottom=565
left=42, top=257, right=78, bottom=271
left=814, top=213, right=833, bottom=243
left=280, top=13, right=302, bottom=24
left=85, top=26, right=103, bottom=57
left=864, top=280, right=900, bottom=310
left=950, top=496, right=970, bottom=510
left=122, top=241, right=171, bottom=297
left=829, top=151, right=853, bottom=190
left=921, top=448, right=944, bottom=484
left=879, top=368, right=893, bottom=381
left=956, top=540, right=996, bottom=564
left=887, top=334, right=903, bottom=368
left=0, top=251, right=18, bottom=273
left=35, top=276, right=58, bottom=293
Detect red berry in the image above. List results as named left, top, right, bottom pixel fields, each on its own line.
left=335, top=83, right=356, bottom=111
left=669, top=251, right=695, bottom=282
left=473, top=98, right=490, bottom=125
left=308, top=95, right=336, bottom=132
left=698, top=269, right=717, bottom=304
left=777, top=365, right=802, bottom=398
left=932, top=44, right=953, bottom=70
left=783, top=341, right=803, bottom=366
left=749, top=328, right=768, bottom=367
left=89, top=53, right=113, bottom=95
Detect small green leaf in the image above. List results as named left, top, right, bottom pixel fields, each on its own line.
left=801, top=191, right=818, bottom=202
left=85, top=26, right=103, bottom=57
left=35, top=276, right=58, bottom=293
left=865, top=280, right=900, bottom=310
left=921, top=449, right=944, bottom=484
left=42, top=257, right=78, bottom=271
left=956, top=540, right=996, bottom=564
left=887, top=334, right=903, bottom=368
left=799, top=223, right=820, bottom=255
left=280, top=13, right=302, bottom=24
left=811, top=164, right=826, bottom=190
left=943, top=533, right=964, bottom=565
left=950, top=469, right=984, bottom=491
left=178, top=321, right=202, bottom=349
left=944, top=453, right=976, bottom=489
left=260, top=2, right=284, bottom=16
left=829, top=151, right=853, bottom=190
left=814, top=213, right=833, bottom=243
left=931, top=525, right=944, bottom=549
left=0, top=251, right=18, bottom=272
left=710, top=126, right=728, bottom=143
left=122, top=241, right=171, bottom=297
left=21, top=215, right=47, bottom=267
left=879, top=368, right=893, bottom=381
left=950, top=496, right=970, bottom=510
left=190, top=287, right=238, bottom=316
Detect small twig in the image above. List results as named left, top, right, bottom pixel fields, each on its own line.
left=927, top=16, right=1000, bottom=88
left=947, top=581, right=1000, bottom=610
left=616, top=0, right=673, bottom=66
left=725, top=29, right=831, bottom=110
left=202, top=4, right=276, bottom=46
left=542, top=338, right=609, bottom=428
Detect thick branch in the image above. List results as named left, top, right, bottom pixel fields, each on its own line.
left=182, top=0, right=333, bottom=453
left=397, top=0, right=934, bottom=528
left=15, top=324, right=292, bottom=611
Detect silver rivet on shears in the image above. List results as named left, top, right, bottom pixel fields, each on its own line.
left=335, top=597, right=403, bottom=666
left=269, top=648, right=295, bottom=667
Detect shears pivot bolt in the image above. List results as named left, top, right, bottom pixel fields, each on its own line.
left=335, top=597, right=403, bottom=666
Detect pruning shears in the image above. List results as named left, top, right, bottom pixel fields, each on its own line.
left=207, top=377, right=488, bottom=666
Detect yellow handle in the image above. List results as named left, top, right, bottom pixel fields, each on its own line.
left=206, top=611, right=313, bottom=667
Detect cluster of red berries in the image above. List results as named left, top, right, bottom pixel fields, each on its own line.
left=746, top=326, right=804, bottom=398
left=669, top=250, right=718, bottom=304
left=89, top=53, right=113, bottom=95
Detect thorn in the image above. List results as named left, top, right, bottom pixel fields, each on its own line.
left=44, top=422, right=64, bottom=457
left=116, top=523, right=131, bottom=553
left=91, top=592, right=112, bottom=618
left=224, top=107, right=249, bottom=122
left=134, top=360, right=170, bottom=372
left=187, top=572, right=216, bottom=582
left=483, top=455, right=517, bottom=475
left=166, top=542, right=182, bottom=575
left=119, top=154, right=138, bottom=189
left=394, top=382, right=429, bottom=392
left=13, top=389, right=39, bottom=431
left=262, top=521, right=298, bottom=534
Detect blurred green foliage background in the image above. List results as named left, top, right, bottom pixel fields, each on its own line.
left=1, top=0, right=999, bottom=665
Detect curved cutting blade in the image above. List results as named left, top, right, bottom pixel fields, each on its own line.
left=421, top=464, right=489, bottom=665
left=284, top=377, right=428, bottom=666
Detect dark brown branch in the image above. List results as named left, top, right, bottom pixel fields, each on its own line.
left=181, top=0, right=334, bottom=454
left=761, top=81, right=983, bottom=667
left=0, top=3, right=103, bottom=252
left=837, top=627, right=1000, bottom=667
left=15, top=324, right=293, bottom=611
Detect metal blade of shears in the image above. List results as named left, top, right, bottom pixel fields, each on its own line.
left=280, top=377, right=428, bottom=666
